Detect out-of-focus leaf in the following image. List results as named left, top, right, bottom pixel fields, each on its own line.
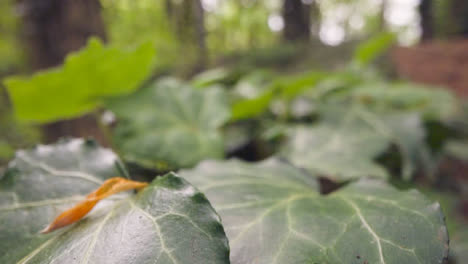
left=347, top=82, right=457, bottom=121
left=353, top=108, right=433, bottom=180
left=353, top=32, right=396, bottom=66
left=4, top=39, right=156, bottom=123
left=180, top=159, right=449, bottom=264
left=281, top=120, right=389, bottom=182
left=282, top=105, right=432, bottom=181
left=231, top=90, right=274, bottom=121
left=108, top=78, right=231, bottom=169
left=232, top=70, right=273, bottom=99
left=444, top=140, right=468, bottom=161
left=275, top=71, right=328, bottom=100
left=230, top=70, right=330, bottom=121
left=191, top=68, right=232, bottom=88
left=0, top=138, right=229, bottom=263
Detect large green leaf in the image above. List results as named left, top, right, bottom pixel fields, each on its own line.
left=107, top=78, right=231, bottom=169
left=4, top=39, right=156, bottom=123
left=280, top=123, right=389, bottom=181
left=281, top=105, right=432, bottom=181
left=280, top=106, right=390, bottom=181
left=0, top=139, right=229, bottom=264
left=326, top=106, right=432, bottom=180
left=180, top=159, right=449, bottom=264
left=421, top=189, right=468, bottom=264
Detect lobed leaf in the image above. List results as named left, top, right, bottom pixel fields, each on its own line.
left=281, top=105, right=432, bottom=181
left=4, top=39, right=156, bottom=123
left=108, top=78, right=231, bottom=169
left=180, top=158, right=449, bottom=264
left=280, top=107, right=390, bottom=181
left=0, top=139, right=229, bottom=264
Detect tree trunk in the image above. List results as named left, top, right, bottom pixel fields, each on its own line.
left=19, top=0, right=109, bottom=145
left=166, top=0, right=207, bottom=72
left=451, top=0, right=468, bottom=37
left=282, top=0, right=311, bottom=42
left=419, top=0, right=434, bottom=41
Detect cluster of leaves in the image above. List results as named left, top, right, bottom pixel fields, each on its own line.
left=1, top=34, right=467, bottom=263
left=0, top=139, right=450, bottom=264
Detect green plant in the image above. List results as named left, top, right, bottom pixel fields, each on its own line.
left=0, top=139, right=450, bottom=264
left=107, top=78, right=231, bottom=169
left=0, top=139, right=229, bottom=263
left=3, top=39, right=156, bottom=123
left=2, top=32, right=467, bottom=263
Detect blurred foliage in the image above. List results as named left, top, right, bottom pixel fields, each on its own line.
left=205, top=0, right=278, bottom=55
left=0, top=0, right=24, bottom=73
left=101, top=0, right=177, bottom=68
left=107, top=78, right=231, bottom=169
left=0, top=1, right=467, bottom=259
left=4, top=39, right=156, bottom=123
left=0, top=92, right=39, bottom=165
left=353, top=32, right=396, bottom=66
left=280, top=114, right=390, bottom=182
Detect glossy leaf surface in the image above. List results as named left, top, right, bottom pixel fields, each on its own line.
left=0, top=139, right=229, bottom=264
left=181, top=159, right=449, bottom=264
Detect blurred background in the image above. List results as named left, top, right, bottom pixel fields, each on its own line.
left=0, top=0, right=467, bottom=262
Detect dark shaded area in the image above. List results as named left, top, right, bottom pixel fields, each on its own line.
left=19, top=0, right=108, bottom=145
left=282, top=0, right=311, bottom=42
left=419, top=0, right=434, bottom=41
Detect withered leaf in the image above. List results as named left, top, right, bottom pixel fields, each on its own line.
left=41, top=177, right=148, bottom=233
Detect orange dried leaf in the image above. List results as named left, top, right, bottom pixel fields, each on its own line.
left=41, top=177, right=148, bottom=234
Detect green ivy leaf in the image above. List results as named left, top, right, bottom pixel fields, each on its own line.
left=3, top=39, right=156, bottom=123
left=0, top=139, right=229, bottom=264
left=282, top=105, right=432, bottom=181
left=107, top=78, right=231, bottom=169
left=180, top=159, right=449, bottom=264
left=280, top=106, right=390, bottom=181
left=281, top=123, right=389, bottom=181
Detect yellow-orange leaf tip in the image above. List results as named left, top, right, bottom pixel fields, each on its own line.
left=41, top=177, right=148, bottom=234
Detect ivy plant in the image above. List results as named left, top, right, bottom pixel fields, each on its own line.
left=0, top=139, right=229, bottom=263
left=107, top=78, right=231, bottom=169
left=1, top=139, right=451, bottom=264
left=180, top=158, right=450, bottom=264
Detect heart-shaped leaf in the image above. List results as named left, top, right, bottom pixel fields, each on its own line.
left=107, top=78, right=231, bottom=169
left=0, top=139, right=229, bottom=264
left=281, top=105, right=432, bottom=181
left=180, top=159, right=449, bottom=264
left=280, top=108, right=390, bottom=181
